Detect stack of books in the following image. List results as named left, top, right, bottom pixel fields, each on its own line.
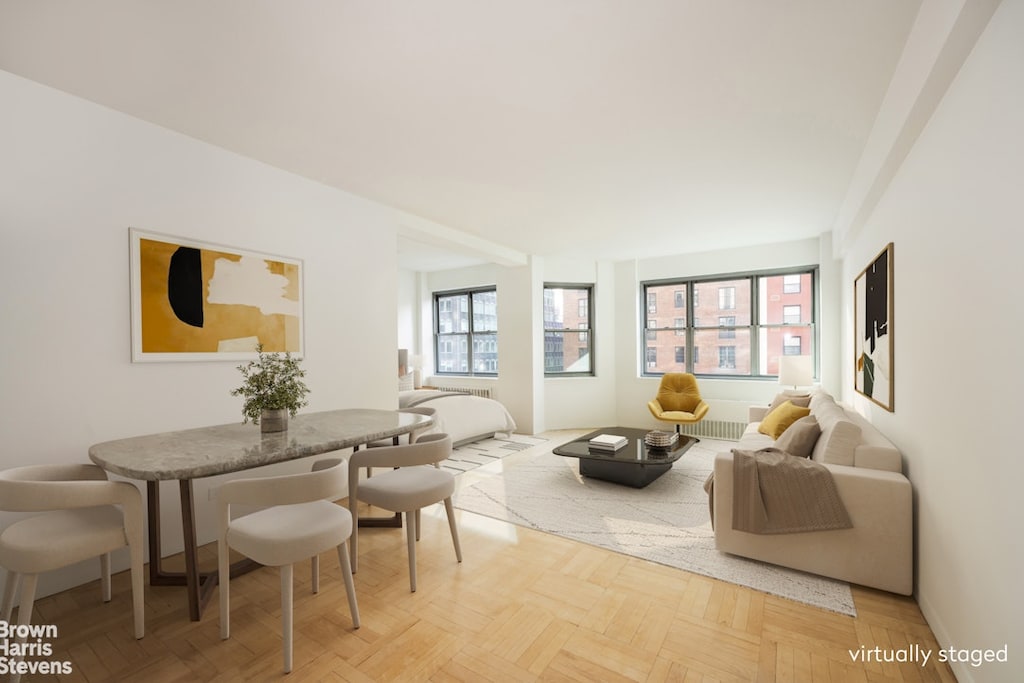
left=588, top=433, right=628, bottom=451
left=644, top=430, right=678, bottom=448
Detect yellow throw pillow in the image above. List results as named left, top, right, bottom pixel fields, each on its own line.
left=758, top=400, right=812, bottom=440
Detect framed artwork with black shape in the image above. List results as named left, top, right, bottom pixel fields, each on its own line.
left=854, top=242, right=894, bottom=411
left=129, top=228, right=304, bottom=362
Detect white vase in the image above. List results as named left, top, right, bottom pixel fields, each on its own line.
left=260, top=408, right=289, bottom=433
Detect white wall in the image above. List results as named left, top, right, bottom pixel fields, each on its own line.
left=0, top=71, right=401, bottom=598
left=838, top=2, right=1023, bottom=680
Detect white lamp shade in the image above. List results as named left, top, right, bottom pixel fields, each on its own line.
left=778, top=355, right=813, bottom=389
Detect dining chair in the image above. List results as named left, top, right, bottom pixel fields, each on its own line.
left=362, top=406, right=439, bottom=478
left=343, top=433, right=462, bottom=592
left=0, top=463, right=145, bottom=678
left=216, top=459, right=359, bottom=674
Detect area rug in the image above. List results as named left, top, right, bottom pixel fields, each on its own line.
left=443, top=433, right=549, bottom=474
left=454, top=437, right=856, bottom=616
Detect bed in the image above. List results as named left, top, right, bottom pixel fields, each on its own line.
left=398, top=389, right=517, bottom=447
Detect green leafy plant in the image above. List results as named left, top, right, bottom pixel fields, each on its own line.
left=230, top=344, right=310, bottom=424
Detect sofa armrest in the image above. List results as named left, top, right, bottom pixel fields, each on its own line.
left=712, top=451, right=913, bottom=595
left=748, top=405, right=769, bottom=423
left=854, top=445, right=903, bottom=472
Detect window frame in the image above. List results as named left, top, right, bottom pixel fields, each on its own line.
left=543, top=282, right=595, bottom=377
left=433, top=286, right=498, bottom=377
left=640, top=267, right=817, bottom=379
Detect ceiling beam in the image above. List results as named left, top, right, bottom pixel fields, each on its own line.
left=831, top=0, right=1002, bottom=257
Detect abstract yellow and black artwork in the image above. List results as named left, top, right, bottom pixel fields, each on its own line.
left=130, top=228, right=303, bottom=362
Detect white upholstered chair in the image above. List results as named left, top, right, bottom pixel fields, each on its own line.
left=217, top=459, right=359, bottom=674
left=362, top=406, right=438, bottom=480
left=345, top=433, right=462, bottom=592
left=0, top=463, right=145, bottom=672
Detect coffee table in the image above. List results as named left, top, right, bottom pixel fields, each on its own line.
left=553, top=427, right=698, bottom=488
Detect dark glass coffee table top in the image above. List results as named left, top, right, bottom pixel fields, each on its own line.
left=553, top=427, right=698, bottom=487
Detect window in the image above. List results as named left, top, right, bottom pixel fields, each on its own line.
left=674, top=290, right=685, bottom=307
left=642, top=268, right=816, bottom=378
left=719, top=286, right=736, bottom=310
left=647, top=292, right=657, bottom=314
left=718, top=316, right=736, bottom=339
left=543, top=284, right=594, bottom=375
left=784, top=335, right=802, bottom=355
left=434, top=287, right=498, bottom=375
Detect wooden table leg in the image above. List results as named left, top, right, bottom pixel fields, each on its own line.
left=146, top=481, right=162, bottom=587
left=145, top=479, right=259, bottom=621
left=353, top=443, right=402, bottom=528
left=358, top=512, right=403, bottom=528
left=178, top=480, right=204, bottom=621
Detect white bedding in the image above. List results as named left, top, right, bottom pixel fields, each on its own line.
left=398, top=390, right=517, bottom=446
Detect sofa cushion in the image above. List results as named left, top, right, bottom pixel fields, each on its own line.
left=757, top=401, right=811, bottom=439
left=808, top=388, right=835, bottom=414
left=810, top=401, right=862, bottom=466
left=773, top=415, right=821, bottom=458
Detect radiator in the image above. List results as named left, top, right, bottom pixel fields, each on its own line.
left=429, top=385, right=492, bottom=399
left=676, top=419, right=745, bottom=441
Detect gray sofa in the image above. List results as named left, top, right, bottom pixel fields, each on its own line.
left=711, top=389, right=913, bottom=595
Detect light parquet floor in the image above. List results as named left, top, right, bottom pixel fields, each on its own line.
left=18, top=434, right=955, bottom=682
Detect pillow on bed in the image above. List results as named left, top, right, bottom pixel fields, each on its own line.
left=398, top=372, right=414, bottom=392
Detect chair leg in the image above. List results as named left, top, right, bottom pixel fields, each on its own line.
left=348, top=501, right=359, bottom=574
left=415, top=509, right=421, bottom=541
left=311, top=554, right=320, bottom=594
left=405, top=510, right=418, bottom=592
left=443, top=498, right=463, bottom=563
left=218, top=539, right=230, bottom=640
left=1, top=571, right=20, bottom=622
left=130, top=540, right=145, bottom=639
left=350, top=520, right=358, bottom=573
left=15, top=573, right=38, bottom=629
left=10, top=573, right=38, bottom=683
left=100, top=552, right=112, bottom=602
left=281, top=564, right=294, bottom=674
left=335, top=543, right=360, bottom=629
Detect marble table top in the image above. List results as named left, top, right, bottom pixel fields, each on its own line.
left=89, top=409, right=431, bottom=481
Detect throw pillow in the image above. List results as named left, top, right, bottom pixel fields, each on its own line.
left=768, top=393, right=811, bottom=412
left=773, top=415, right=821, bottom=458
left=758, top=400, right=812, bottom=440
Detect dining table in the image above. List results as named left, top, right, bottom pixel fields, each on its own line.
left=89, top=408, right=432, bottom=621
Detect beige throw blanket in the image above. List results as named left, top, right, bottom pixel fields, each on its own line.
left=721, top=448, right=852, bottom=534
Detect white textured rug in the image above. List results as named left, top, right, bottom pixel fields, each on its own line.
left=444, top=434, right=549, bottom=474
left=454, top=437, right=855, bottom=616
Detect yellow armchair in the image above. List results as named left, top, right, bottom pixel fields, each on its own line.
left=647, top=373, right=709, bottom=432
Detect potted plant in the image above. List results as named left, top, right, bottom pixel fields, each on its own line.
left=230, top=344, right=310, bottom=432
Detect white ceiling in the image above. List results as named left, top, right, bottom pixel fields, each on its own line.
left=0, top=1, right=925, bottom=270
